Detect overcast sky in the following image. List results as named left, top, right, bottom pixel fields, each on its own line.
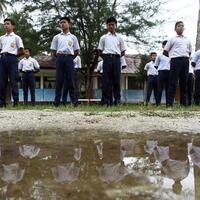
left=127, top=0, right=199, bottom=54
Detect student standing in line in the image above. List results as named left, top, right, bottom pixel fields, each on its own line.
left=18, top=48, right=40, bottom=106
left=163, top=21, right=192, bottom=107
left=155, top=40, right=170, bottom=105
left=62, top=55, right=81, bottom=105
left=0, top=18, right=24, bottom=107
left=50, top=16, right=80, bottom=107
left=187, top=63, right=194, bottom=106
left=144, top=52, right=158, bottom=105
left=191, top=50, right=200, bottom=105
left=98, top=17, right=126, bottom=106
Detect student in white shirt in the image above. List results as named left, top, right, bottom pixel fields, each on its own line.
left=155, top=40, right=170, bottom=105
left=98, top=17, right=126, bottom=106
left=0, top=18, right=24, bottom=107
left=144, top=52, right=158, bottom=105
left=164, top=21, right=192, bottom=107
left=191, top=50, right=200, bottom=105
left=50, top=16, right=80, bottom=107
left=18, top=48, right=40, bottom=105
left=62, top=56, right=81, bottom=104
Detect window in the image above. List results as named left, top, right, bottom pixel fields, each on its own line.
left=97, top=76, right=102, bottom=89
left=44, top=77, right=56, bottom=89
left=128, top=76, right=144, bottom=90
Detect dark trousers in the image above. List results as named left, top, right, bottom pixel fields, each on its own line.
left=157, top=70, right=170, bottom=105
left=22, top=72, right=35, bottom=104
left=55, top=55, right=77, bottom=104
left=168, top=57, right=189, bottom=106
left=62, top=69, right=78, bottom=104
left=0, top=55, right=18, bottom=106
left=146, top=75, right=158, bottom=104
left=187, top=73, right=194, bottom=105
left=194, top=70, right=200, bottom=105
left=102, top=56, right=121, bottom=105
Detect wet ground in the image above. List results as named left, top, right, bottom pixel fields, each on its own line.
left=0, top=130, right=200, bottom=200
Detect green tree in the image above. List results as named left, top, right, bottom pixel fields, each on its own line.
left=6, top=11, right=41, bottom=55
left=0, top=0, right=10, bottom=17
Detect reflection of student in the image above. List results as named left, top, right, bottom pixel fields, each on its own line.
left=153, top=142, right=190, bottom=195
left=189, top=142, right=200, bottom=199
left=52, top=147, right=82, bottom=184
left=62, top=56, right=81, bottom=105
left=1, top=163, right=25, bottom=184
left=95, top=139, right=129, bottom=183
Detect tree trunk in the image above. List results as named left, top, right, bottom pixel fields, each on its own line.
left=196, top=0, right=200, bottom=50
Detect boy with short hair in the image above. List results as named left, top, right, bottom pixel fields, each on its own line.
left=50, top=16, right=80, bottom=107
left=98, top=17, right=126, bottom=106
left=0, top=18, right=24, bottom=107
left=144, top=52, right=158, bottom=105
left=164, top=21, right=192, bottom=106
left=18, top=48, right=40, bottom=105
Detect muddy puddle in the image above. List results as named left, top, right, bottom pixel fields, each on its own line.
left=0, top=130, right=200, bottom=200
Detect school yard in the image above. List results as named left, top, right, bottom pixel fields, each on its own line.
left=0, top=104, right=200, bottom=134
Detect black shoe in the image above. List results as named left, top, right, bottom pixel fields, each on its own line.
left=13, top=102, right=18, bottom=107
left=53, top=102, right=60, bottom=107
left=113, top=100, right=120, bottom=106
left=0, top=103, right=6, bottom=108
left=73, top=102, right=79, bottom=107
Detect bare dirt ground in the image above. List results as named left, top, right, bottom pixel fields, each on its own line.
left=0, top=110, right=200, bottom=134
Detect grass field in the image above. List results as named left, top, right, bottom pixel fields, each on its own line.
left=1, top=103, right=200, bottom=112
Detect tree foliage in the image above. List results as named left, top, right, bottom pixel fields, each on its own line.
left=11, top=0, right=164, bottom=63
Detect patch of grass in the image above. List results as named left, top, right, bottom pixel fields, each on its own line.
left=1, top=103, right=200, bottom=114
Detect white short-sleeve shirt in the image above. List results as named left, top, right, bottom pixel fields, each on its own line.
left=164, top=35, right=192, bottom=58
left=50, top=32, right=80, bottom=55
left=0, top=32, right=24, bottom=55
left=98, top=32, right=126, bottom=55
left=155, top=54, right=170, bottom=71
left=74, top=56, right=81, bottom=69
left=189, top=64, right=194, bottom=74
left=144, top=61, right=158, bottom=76
left=191, top=50, right=200, bottom=70
left=18, top=57, right=40, bottom=72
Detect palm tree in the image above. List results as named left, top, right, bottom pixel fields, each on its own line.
left=0, top=0, right=11, bottom=17
left=196, top=0, right=200, bottom=50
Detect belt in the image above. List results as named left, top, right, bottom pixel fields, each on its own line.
left=56, top=53, right=73, bottom=57
left=22, top=70, right=34, bottom=73
left=103, top=54, right=120, bottom=58
left=148, top=75, right=158, bottom=77
left=1, top=52, right=16, bottom=56
left=171, top=57, right=189, bottom=60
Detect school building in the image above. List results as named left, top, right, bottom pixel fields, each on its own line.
left=17, top=54, right=151, bottom=103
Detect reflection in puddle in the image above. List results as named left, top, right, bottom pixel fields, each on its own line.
left=52, top=162, right=80, bottom=184
left=0, top=130, right=199, bottom=199
left=19, top=145, right=40, bottom=159
left=1, top=163, right=25, bottom=184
